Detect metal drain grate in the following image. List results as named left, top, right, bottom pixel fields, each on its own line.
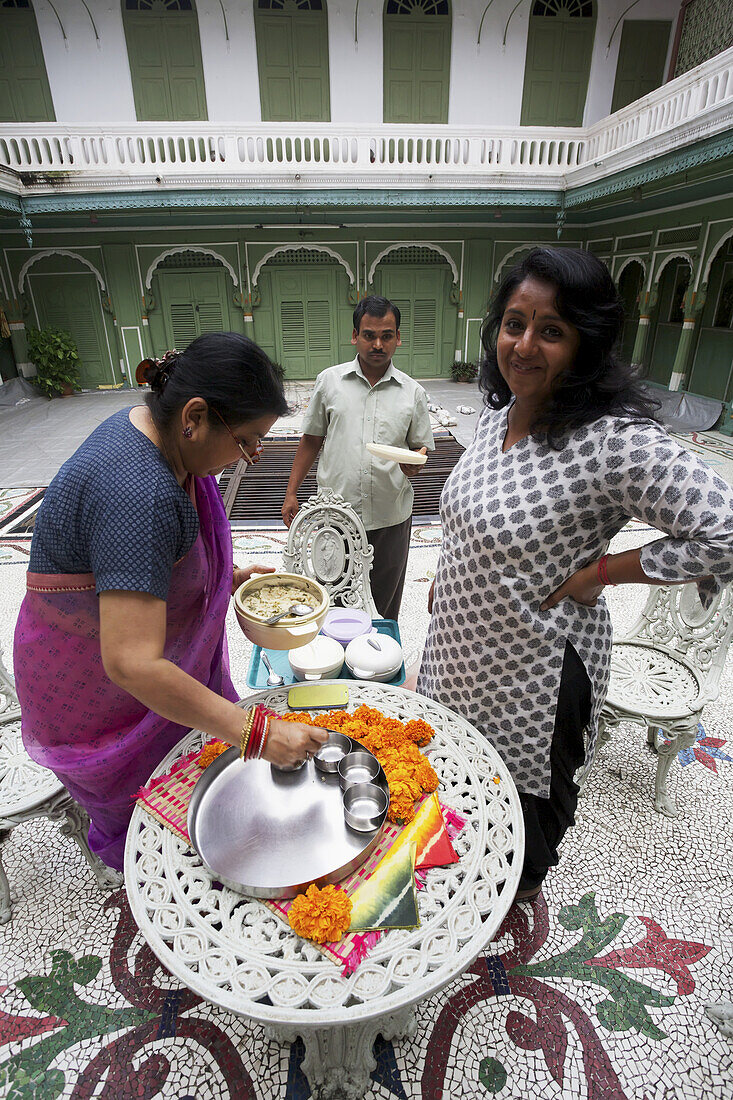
left=219, top=432, right=465, bottom=525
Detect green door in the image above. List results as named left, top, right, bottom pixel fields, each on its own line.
left=521, top=0, right=596, bottom=126
left=270, top=267, right=342, bottom=379
left=374, top=265, right=452, bottom=377
left=383, top=0, right=451, bottom=124
left=617, top=261, right=643, bottom=364
left=157, top=271, right=231, bottom=350
left=687, top=256, right=733, bottom=400
left=255, top=0, right=330, bottom=122
left=123, top=0, right=207, bottom=122
left=648, top=261, right=690, bottom=386
left=30, top=273, right=113, bottom=389
left=611, top=21, right=671, bottom=113
left=0, top=1, right=55, bottom=122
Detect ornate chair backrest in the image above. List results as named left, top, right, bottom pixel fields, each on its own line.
left=283, top=489, right=378, bottom=616
left=0, top=647, right=20, bottom=724
left=624, top=582, right=733, bottom=700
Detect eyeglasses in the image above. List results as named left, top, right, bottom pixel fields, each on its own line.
left=211, top=407, right=257, bottom=466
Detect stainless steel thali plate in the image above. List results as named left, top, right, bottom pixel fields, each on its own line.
left=187, top=747, right=389, bottom=899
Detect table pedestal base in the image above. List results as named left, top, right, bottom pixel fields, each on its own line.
left=266, top=1007, right=417, bottom=1099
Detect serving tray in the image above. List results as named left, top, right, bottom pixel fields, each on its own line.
left=187, top=745, right=389, bottom=899
left=247, top=618, right=405, bottom=690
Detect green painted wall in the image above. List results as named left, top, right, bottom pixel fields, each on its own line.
left=2, top=195, right=732, bottom=412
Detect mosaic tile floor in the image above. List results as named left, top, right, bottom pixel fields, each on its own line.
left=1, top=520, right=732, bottom=1099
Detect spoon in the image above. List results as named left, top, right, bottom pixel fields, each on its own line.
left=264, top=602, right=313, bottom=626
left=261, top=652, right=284, bottom=687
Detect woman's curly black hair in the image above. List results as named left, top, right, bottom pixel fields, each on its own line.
left=139, top=332, right=289, bottom=430
left=479, top=246, right=660, bottom=448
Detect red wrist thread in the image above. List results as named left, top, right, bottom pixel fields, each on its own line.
left=597, top=554, right=613, bottom=586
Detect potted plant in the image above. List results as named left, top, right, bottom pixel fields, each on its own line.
left=450, top=361, right=478, bottom=383
left=26, top=327, right=81, bottom=397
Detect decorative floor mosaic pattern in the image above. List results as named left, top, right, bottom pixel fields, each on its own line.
left=0, top=523, right=732, bottom=1099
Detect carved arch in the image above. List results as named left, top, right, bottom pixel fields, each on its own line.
left=144, top=246, right=238, bottom=290
left=615, top=255, right=647, bottom=281
left=251, top=246, right=355, bottom=288
left=702, top=227, right=733, bottom=286
left=18, top=249, right=106, bottom=294
left=368, top=242, right=458, bottom=286
left=493, top=245, right=532, bottom=282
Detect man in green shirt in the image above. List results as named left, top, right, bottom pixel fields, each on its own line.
left=281, top=296, right=434, bottom=620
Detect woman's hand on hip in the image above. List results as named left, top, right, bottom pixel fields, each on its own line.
left=428, top=579, right=435, bottom=613
left=263, top=719, right=330, bottom=768
left=540, top=562, right=604, bottom=611
left=232, top=564, right=275, bottom=595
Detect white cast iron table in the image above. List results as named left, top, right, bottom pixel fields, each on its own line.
left=124, top=682, right=524, bottom=1099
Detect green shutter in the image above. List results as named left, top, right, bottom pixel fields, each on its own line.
left=521, top=0, right=596, bottom=127
left=123, top=4, right=207, bottom=122
left=0, top=4, right=55, bottom=122
left=31, top=273, right=113, bottom=388
left=269, top=265, right=344, bottom=379
left=255, top=1, right=330, bottom=123
left=157, top=270, right=232, bottom=350
left=611, top=21, right=671, bottom=114
left=383, top=0, right=451, bottom=124
left=374, top=263, right=452, bottom=377
left=169, top=302, right=199, bottom=347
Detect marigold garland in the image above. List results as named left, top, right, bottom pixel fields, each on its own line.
left=280, top=704, right=438, bottom=825
left=197, top=741, right=229, bottom=768
left=288, top=883, right=353, bottom=943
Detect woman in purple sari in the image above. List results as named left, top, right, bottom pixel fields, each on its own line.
left=14, top=333, right=327, bottom=871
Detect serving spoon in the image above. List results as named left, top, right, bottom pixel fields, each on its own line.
left=261, top=652, right=284, bottom=687
left=264, top=602, right=313, bottom=626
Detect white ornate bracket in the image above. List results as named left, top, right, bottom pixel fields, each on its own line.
left=283, top=488, right=377, bottom=617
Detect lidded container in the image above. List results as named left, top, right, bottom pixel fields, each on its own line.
left=321, top=607, right=373, bottom=647
left=288, top=636, right=345, bottom=682
left=234, top=572, right=329, bottom=651
left=344, top=633, right=403, bottom=682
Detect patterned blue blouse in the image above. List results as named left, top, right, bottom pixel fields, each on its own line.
left=29, top=409, right=199, bottom=600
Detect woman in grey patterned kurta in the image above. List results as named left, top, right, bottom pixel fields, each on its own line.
left=418, top=248, right=733, bottom=898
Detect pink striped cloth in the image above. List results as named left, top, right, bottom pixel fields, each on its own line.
left=136, top=749, right=465, bottom=974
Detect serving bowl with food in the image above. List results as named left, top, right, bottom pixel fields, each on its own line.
left=234, top=572, right=329, bottom=650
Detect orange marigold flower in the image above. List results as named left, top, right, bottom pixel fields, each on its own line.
left=388, top=795, right=416, bottom=825
left=416, top=759, right=439, bottom=792
left=197, top=741, right=229, bottom=768
left=404, top=719, right=434, bottom=746
left=288, top=883, right=353, bottom=943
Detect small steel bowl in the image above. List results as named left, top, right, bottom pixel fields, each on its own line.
left=338, top=751, right=380, bottom=790
left=313, top=732, right=353, bottom=773
left=342, top=782, right=389, bottom=832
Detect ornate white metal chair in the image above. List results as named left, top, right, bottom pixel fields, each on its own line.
left=0, top=649, right=122, bottom=924
left=283, top=488, right=377, bottom=616
left=593, top=582, right=733, bottom=818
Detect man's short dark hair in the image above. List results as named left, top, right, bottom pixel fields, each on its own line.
left=352, top=296, right=401, bottom=333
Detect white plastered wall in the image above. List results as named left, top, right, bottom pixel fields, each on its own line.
left=30, top=0, right=681, bottom=126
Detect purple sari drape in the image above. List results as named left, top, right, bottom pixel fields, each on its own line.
left=13, top=475, right=238, bottom=871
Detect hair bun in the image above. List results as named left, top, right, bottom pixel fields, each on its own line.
left=135, top=350, right=180, bottom=391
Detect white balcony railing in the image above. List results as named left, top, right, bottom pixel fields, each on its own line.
left=0, top=47, right=731, bottom=196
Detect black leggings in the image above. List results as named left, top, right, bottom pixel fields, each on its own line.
left=519, top=641, right=591, bottom=891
